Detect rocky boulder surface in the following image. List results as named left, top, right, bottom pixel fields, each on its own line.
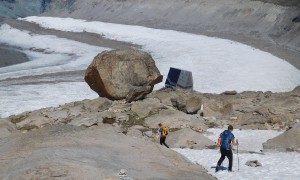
left=84, top=49, right=163, bottom=102
left=6, top=86, right=300, bottom=133
left=149, top=87, right=300, bottom=130
left=167, top=128, right=215, bottom=149
left=263, top=122, right=300, bottom=152
left=0, top=124, right=213, bottom=179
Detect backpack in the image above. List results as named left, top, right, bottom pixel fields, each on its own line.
left=161, top=126, right=168, bottom=137
left=220, top=130, right=234, bottom=150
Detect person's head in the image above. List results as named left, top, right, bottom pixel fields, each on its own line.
left=228, top=125, right=233, bottom=131
left=158, top=123, right=162, bottom=127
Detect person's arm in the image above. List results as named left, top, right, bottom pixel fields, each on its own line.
left=158, top=128, right=162, bottom=136
left=217, top=133, right=222, bottom=146
left=232, top=138, right=239, bottom=146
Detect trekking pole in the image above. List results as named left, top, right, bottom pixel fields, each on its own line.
left=236, top=139, right=239, bottom=171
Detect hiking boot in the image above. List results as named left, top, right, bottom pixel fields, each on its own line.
left=215, top=166, right=220, bottom=172
left=228, top=169, right=233, bottom=172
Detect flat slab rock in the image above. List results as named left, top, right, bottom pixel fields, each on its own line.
left=0, top=124, right=214, bottom=179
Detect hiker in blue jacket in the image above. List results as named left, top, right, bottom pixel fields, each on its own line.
left=216, top=125, right=239, bottom=172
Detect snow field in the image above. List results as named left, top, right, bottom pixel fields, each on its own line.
left=174, top=128, right=300, bottom=180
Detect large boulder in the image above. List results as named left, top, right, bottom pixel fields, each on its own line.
left=84, top=49, right=163, bottom=102
left=263, top=123, right=300, bottom=152
left=171, top=94, right=202, bottom=114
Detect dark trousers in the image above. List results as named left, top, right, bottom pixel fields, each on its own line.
left=217, top=148, right=233, bottom=171
left=160, top=136, right=169, bottom=148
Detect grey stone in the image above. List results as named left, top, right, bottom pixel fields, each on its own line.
left=127, top=128, right=143, bottom=138
left=119, top=169, right=127, bottom=176
left=69, top=115, right=102, bottom=127
left=245, top=160, right=262, bottom=167
left=167, top=128, right=215, bottom=149
left=131, top=98, right=163, bottom=118
left=116, top=115, right=129, bottom=122
left=143, top=131, right=153, bottom=138
left=186, top=96, right=202, bottom=114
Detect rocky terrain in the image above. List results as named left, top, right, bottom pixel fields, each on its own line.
left=1, top=83, right=300, bottom=178
left=0, top=123, right=214, bottom=179
left=4, top=85, right=300, bottom=136
left=1, top=48, right=299, bottom=177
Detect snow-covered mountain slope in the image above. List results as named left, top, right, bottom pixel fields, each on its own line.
left=44, top=0, right=300, bottom=53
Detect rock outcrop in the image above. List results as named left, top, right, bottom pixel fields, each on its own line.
left=150, top=86, right=300, bottom=130
left=0, top=125, right=214, bottom=179
left=8, top=86, right=300, bottom=133
left=171, top=94, right=202, bottom=114
left=84, top=49, right=163, bottom=102
left=263, top=123, right=300, bottom=152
